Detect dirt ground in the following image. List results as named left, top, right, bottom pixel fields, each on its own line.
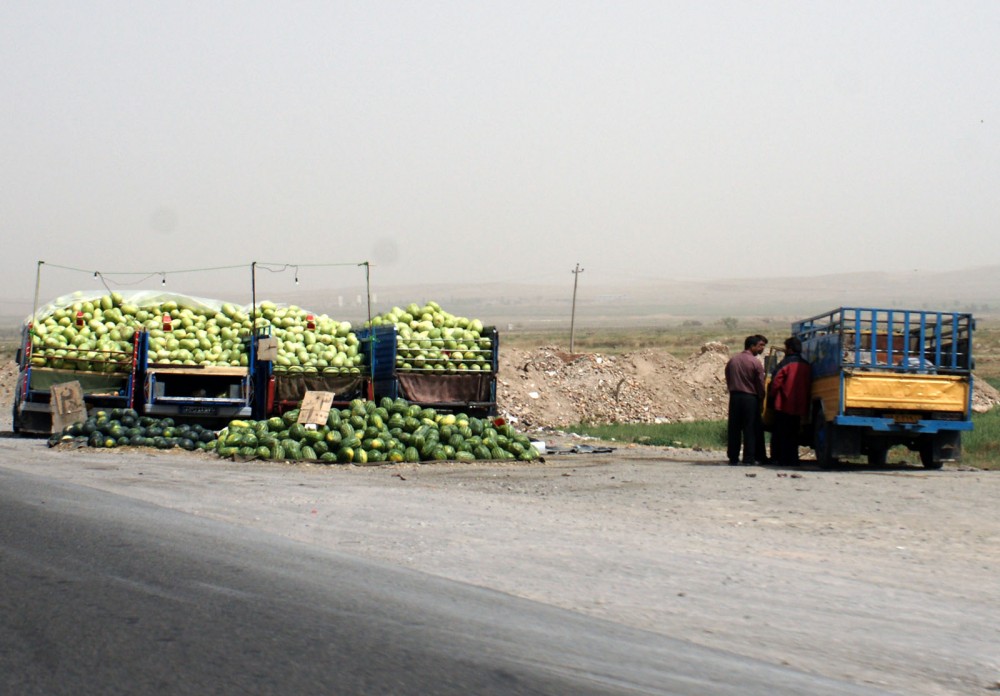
left=3, top=350, right=1000, bottom=694
left=1, top=437, right=997, bottom=695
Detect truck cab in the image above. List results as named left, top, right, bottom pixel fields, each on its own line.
left=794, top=307, right=974, bottom=468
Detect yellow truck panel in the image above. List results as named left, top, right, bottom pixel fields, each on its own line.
left=843, top=373, right=968, bottom=413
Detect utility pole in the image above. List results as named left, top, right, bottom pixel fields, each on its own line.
left=569, top=263, right=584, bottom=353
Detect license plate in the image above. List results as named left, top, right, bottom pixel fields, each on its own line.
left=180, top=404, right=219, bottom=416
left=891, top=413, right=920, bottom=424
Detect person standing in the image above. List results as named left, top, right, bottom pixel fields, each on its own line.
left=725, top=334, right=768, bottom=465
left=767, top=336, right=812, bottom=466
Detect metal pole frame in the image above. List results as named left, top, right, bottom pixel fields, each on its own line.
left=570, top=263, right=584, bottom=353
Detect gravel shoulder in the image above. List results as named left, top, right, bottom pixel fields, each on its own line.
left=2, top=435, right=998, bottom=695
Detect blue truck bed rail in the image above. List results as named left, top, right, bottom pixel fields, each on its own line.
left=793, top=307, right=974, bottom=377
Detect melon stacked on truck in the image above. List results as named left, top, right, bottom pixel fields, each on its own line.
left=28, top=292, right=257, bottom=370
left=28, top=292, right=372, bottom=373
left=365, top=301, right=493, bottom=373
left=28, top=293, right=139, bottom=373
left=254, top=301, right=362, bottom=375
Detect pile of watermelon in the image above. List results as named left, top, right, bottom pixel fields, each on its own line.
left=48, top=409, right=217, bottom=451
left=365, top=302, right=493, bottom=373
left=28, top=292, right=371, bottom=375
left=46, top=399, right=541, bottom=465
left=30, top=293, right=497, bottom=378
left=29, top=292, right=255, bottom=370
left=213, top=397, right=540, bottom=464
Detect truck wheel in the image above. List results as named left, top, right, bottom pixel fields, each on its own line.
left=919, top=440, right=943, bottom=469
left=813, top=413, right=834, bottom=468
left=866, top=443, right=888, bottom=467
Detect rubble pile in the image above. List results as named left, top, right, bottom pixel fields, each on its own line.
left=496, top=343, right=1000, bottom=428
left=496, top=344, right=732, bottom=428
left=973, top=379, right=1000, bottom=413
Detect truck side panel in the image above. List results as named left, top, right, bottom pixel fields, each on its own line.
left=843, top=373, right=968, bottom=413
left=810, top=375, right=841, bottom=422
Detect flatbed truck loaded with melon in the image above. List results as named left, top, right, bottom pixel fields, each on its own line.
left=363, top=302, right=500, bottom=417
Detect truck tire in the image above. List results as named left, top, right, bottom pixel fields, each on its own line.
left=919, top=439, right=943, bottom=469
left=812, top=411, right=835, bottom=469
left=866, top=442, right=888, bottom=467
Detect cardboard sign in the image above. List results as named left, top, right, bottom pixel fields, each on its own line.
left=297, top=391, right=335, bottom=426
left=50, top=381, right=86, bottom=434
left=257, top=337, right=278, bottom=362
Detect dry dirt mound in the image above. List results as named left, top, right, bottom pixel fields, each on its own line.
left=496, top=344, right=731, bottom=428
left=496, top=343, right=1000, bottom=428
left=0, top=360, right=17, bottom=431
left=973, top=378, right=1000, bottom=413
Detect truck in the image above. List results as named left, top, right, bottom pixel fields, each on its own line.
left=260, top=327, right=376, bottom=417
left=360, top=324, right=499, bottom=417
left=137, top=330, right=258, bottom=424
left=12, top=323, right=140, bottom=435
left=793, top=307, right=974, bottom=468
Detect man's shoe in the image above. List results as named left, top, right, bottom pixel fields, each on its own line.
left=728, top=460, right=740, bottom=466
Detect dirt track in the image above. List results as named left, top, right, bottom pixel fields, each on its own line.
left=2, top=435, right=997, bottom=696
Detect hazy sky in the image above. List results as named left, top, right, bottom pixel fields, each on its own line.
left=2, top=1, right=998, bottom=305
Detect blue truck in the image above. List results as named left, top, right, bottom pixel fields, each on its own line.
left=12, top=323, right=140, bottom=435
left=793, top=307, right=974, bottom=468
left=360, top=324, right=499, bottom=416
left=137, top=331, right=258, bottom=423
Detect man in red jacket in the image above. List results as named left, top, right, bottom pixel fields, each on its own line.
left=768, top=336, right=812, bottom=466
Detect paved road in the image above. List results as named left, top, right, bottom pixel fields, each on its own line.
left=0, top=464, right=893, bottom=696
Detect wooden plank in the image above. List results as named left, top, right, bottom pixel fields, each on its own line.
left=147, top=365, right=248, bottom=376
left=50, top=381, right=87, bottom=434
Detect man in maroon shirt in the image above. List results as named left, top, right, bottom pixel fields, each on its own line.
left=725, top=334, right=768, bottom=465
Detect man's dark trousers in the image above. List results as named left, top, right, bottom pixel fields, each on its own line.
left=727, top=391, right=759, bottom=464
left=771, top=411, right=802, bottom=465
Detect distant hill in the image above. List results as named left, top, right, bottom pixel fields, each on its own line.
left=263, top=265, right=1000, bottom=329
left=3, top=266, right=999, bottom=331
